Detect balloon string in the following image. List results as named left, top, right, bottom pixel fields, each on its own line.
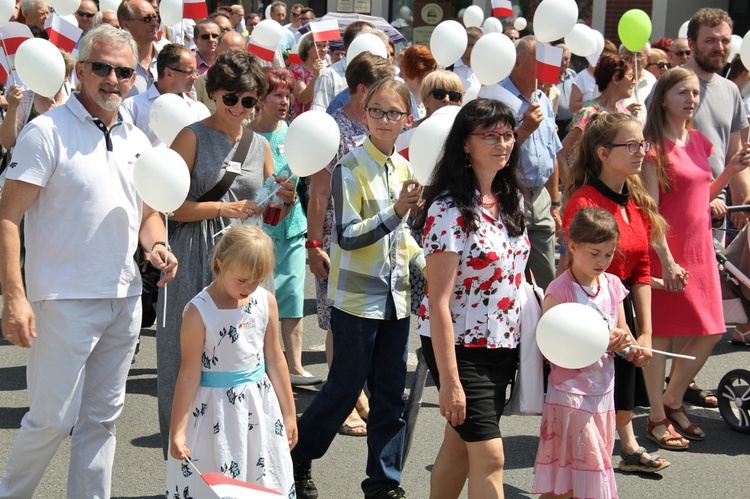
left=630, top=345, right=696, bottom=360
left=162, top=212, right=169, bottom=327
left=633, top=53, right=640, bottom=103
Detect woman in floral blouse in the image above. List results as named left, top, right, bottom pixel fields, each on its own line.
left=415, top=99, right=529, bottom=497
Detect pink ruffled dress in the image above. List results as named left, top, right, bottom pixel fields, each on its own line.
left=532, top=271, right=627, bottom=499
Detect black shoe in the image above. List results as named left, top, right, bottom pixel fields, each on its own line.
left=292, top=458, right=318, bottom=499
left=366, top=486, right=406, bottom=499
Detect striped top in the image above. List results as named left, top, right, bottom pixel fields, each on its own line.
left=328, top=138, right=425, bottom=320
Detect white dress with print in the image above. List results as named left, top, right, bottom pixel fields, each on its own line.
left=165, top=287, right=295, bottom=499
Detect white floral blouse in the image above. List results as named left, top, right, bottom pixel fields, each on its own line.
left=416, top=195, right=530, bottom=349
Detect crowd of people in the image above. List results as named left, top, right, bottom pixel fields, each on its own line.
left=0, top=2, right=747, bottom=499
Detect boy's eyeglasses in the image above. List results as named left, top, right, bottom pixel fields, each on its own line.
left=469, top=131, right=516, bottom=146
left=604, top=141, right=652, bottom=153
left=366, top=107, right=408, bottom=121
left=221, top=93, right=258, bottom=109
left=430, top=88, right=462, bottom=102
left=80, top=61, right=135, bottom=79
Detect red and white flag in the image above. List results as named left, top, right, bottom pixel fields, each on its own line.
left=247, top=39, right=276, bottom=63
left=535, top=42, right=563, bottom=85
left=183, top=0, right=208, bottom=20
left=287, top=41, right=302, bottom=65
left=310, top=19, right=341, bottom=43
left=0, top=47, right=9, bottom=85
left=491, top=0, right=513, bottom=18
left=395, top=127, right=416, bottom=161
left=200, top=472, right=283, bottom=498
left=0, top=22, right=33, bottom=57
left=45, top=13, right=82, bottom=53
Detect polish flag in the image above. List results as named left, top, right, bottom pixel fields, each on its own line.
left=183, top=0, right=208, bottom=20
left=491, top=0, right=513, bottom=18
left=287, top=41, right=302, bottom=65
left=395, top=127, right=416, bottom=160
left=0, top=22, right=33, bottom=58
left=247, top=39, right=276, bottom=63
left=45, top=13, right=82, bottom=53
left=535, top=42, right=563, bottom=85
left=201, top=472, right=283, bottom=498
left=0, top=47, right=9, bottom=85
left=310, top=19, right=341, bottom=42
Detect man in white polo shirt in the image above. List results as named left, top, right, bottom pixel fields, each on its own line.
left=122, top=43, right=210, bottom=146
left=0, top=25, right=177, bottom=498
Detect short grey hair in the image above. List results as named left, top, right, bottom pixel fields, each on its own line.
left=516, top=35, right=536, bottom=61
left=78, top=25, right=138, bottom=67
left=20, top=0, right=46, bottom=15
left=93, top=9, right=115, bottom=27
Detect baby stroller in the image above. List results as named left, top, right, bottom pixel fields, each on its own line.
left=714, top=209, right=750, bottom=434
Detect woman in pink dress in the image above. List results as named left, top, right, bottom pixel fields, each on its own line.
left=289, top=32, right=327, bottom=120
left=642, top=67, right=750, bottom=447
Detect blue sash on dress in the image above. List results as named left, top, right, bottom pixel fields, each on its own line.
left=199, top=362, right=266, bottom=388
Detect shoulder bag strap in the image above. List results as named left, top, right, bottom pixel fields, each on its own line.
left=196, top=126, right=254, bottom=202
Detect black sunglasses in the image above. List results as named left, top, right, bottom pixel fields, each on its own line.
left=673, top=50, right=691, bottom=57
left=139, top=14, right=160, bottom=23
left=221, top=93, right=258, bottom=109
left=431, top=88, right=462, bottom=102
left=648, top=61, right=672, bottom=70
left=80, top=61, right=135, bottom=79
left=76, top=11, right=95, bottom=18
left=199, top=32, right=220, bottom=40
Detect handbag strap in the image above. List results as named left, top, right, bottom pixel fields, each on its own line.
left=197, top=126, right=254, bottom=203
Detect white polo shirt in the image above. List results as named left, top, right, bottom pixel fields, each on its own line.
left=121, top=84, right=210, bottom=146
left=7, top=93, right=153, bottom=302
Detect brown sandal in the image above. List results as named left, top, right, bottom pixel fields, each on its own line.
left=646, top=419, right=689, bottom=451
left=665, top=404, right=705, bottom=441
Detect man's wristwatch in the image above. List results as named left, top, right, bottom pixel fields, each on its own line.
left=550, top=201, right=561, bottom=207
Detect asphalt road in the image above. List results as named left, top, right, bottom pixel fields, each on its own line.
left=1, top=271, right=749, bottom=498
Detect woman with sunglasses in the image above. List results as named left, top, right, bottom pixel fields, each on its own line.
left=564, top=112, right=670, bottom=473
left=419, top=70, right=463, bottom=119
left=641, top=67, right=750, bottom=451
left=289, top=32, right=328, bottom=120
left=154, top=51, right=296, bottom=458
left=646, top=49, right=672, bottom=80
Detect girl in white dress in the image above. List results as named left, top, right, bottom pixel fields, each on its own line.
left=167, top=226, right=296, bottom=498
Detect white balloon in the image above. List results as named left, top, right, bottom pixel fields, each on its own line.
left=347, top=32, right=388, bottom=60
left=99, top=0, right=120, bottom=12
left=730, top=34, right=743, bottom=64
left=514, top=17, right=527, bottom=31
left=463, top=6, right=484, bottom=28
left=410, top=115, right=454, bottom=185
left=284, top=111, right=341, bottom=177
left=533, top=0, right=578, bottom=43
left=159, top=0, right=183, bottom=27
left=432, top=105, right=461, bottom=118
left=678, top=20, right=689, bottom=39
left=133, top=148, right=190, bottom=213
left=15, top=39, right=65, bottom=98
left=462, top=83, right=480, bottom=106
left=741, top=31, right=750, bottom=73
left=483, top=17, right=503, bottom=34
left=149, top=94, right=196, bottom=147
left=265, top=4, right=273, bottom=20
left=536, top=303, right=610, bottom=369
left=0, top=0, right=14, bottom=28
left=586, top=29, right=605, bottom=67
left=48, top=0, right=80, bottom=17
left=471, top=32, right=516, bottom=86
left=430, top=20, right=468, bottom=67
left=565, top=24, right=596, bottom=57
left=252, top=19, right=284, bottom=47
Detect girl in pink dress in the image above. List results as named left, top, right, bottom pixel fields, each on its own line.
left=533, top=207, right=636, bottom=499
left=642, top=67, right=750, bottom=446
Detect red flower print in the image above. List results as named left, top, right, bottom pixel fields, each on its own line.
left=456, top=216, right=466, bottom=229
left=463, top=277, right=476, bottom=289
left=498, top=297, right=511, bottom=311
left=466, top=251, right=500, bottom=270
left=474, top=337, right=488, bottom=347
left=424, top=216, right=435, bottom=236
left=514, top=273, right=522, bottom=286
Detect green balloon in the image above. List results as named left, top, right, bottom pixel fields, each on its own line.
left=618, top=9, right=652, bottom=52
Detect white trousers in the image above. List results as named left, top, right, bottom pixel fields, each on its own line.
left=0, top=297, right=141, bottom=499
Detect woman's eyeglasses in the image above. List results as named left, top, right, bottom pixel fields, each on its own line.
left=221, top=93, right=258, bottom=109
left=365, top=107, right=408, bottom=121
left=80, top=61, right=135, bottom=79
left=430, top=89, right=462, bottom=102
left=604, top=141, right=652, bottom=153
left=469, top=131, right=516, bottom=146
left=648, top=62, right=672, bottom=70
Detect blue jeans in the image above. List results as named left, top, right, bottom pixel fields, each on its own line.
left=292, top=305, right=409, bottom=496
